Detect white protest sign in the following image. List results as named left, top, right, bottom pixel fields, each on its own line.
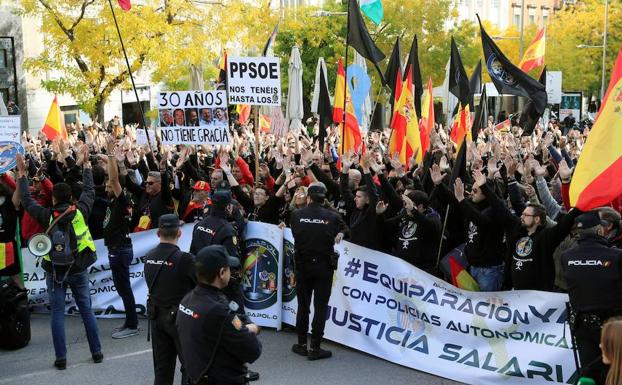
left=157, top=90, right=229, bottom=145
left=135, top=128, right=156, bottom=147
left=0, top=116, right=21, bottom=142
left=227, top=57, right=281, bottom=106
left=546, top=71, right=562, bottom=105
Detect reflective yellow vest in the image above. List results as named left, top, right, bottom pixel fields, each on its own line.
left=43, top=208, right=96, bottom=263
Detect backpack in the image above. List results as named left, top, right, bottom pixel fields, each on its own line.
left=47, top=208, right=78, bottom=269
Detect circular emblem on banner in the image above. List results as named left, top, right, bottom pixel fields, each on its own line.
left=0, top=141, right=25, bottom=175
left=242, top=238, right=279, bottom=310
left=486, top=54, right=517, bottom=87
left=282, top=238, right=297, bottom=302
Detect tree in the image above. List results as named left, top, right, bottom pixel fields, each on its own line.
left=547, top=0, right=622, bottom=98
left=18, top=0, right=274, bottom=121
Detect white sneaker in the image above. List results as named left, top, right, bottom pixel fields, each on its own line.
left=112, top=327, right=139, bottom=339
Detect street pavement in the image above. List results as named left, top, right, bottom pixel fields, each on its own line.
left=0, top=314, right=463, bottom=385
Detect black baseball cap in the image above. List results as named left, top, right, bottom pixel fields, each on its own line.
left=195, top=245, right=240, bottom=275
left=159, top=214, right=181, bottom=229
left=211, top=189, right=232, bottom=206
left=575, top=211, right=607, bottom=229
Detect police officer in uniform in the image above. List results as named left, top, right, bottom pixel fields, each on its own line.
left=290, top=182, right=346, bottom=360
left=144, top=214, right=196, bottom=385
left=177, top=245, right=261, bottom=385
left=562, top=211, right=622, bottom=370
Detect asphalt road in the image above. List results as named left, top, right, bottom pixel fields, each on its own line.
left=0, top=314, right=463, bottom=385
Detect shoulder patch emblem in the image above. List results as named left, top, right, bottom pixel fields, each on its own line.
left=232, top=236, right=238, bottom=245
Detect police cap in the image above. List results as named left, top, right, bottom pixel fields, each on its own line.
left=211, top=189, right=232, bottom=206
left=308, top=182, right=327, bottom=198
left=575, top=211, right=607, bottom=229
left=159, top=214, right=181, bottom=230
left=195, top=245, right=240, bottom=276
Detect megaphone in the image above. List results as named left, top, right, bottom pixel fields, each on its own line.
left=28, top=233, right=52, bottom=257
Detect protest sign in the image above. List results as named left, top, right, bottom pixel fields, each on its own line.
left=546, top=71, right=562, bottom=104
left=559, top=92, right=582, bottom=122
left=0, top=141, right=24, bottom=174
left=136, top=128, right=156, bottom=147
left=157, top=90, right=229, bottom=145
left=227, top=57, right=281, bottom=106
left=0, top=116, right=21, bottom=142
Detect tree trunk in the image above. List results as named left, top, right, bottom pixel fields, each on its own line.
left=91, top=98, right=105, bottom=128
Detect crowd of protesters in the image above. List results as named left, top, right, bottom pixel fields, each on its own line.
left=0, top=109, right=621, bottom=384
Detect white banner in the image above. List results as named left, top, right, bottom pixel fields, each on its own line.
left=0, top=116, right=21, bottom=142
left=21, top=223, right=576, bottom=385
left=241, top=222, right=283, bottom=330
left=157, top=90, right=229, bottom=145
left=22, top=224, right=194, bottom=317
left=281, top=228, right=297, bottom=326
left=227, top=57, right=281, bottom=106
left=546, top=71, right=562, bottom=105
left=322, top=241, right=577, bottom=385
left=136, top=128, right=156, bottom=147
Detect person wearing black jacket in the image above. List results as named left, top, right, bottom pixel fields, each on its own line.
left=339, top=152, right=381, bottom=251
left=17, top=150, right=102, bottom=370
left=176, top=245, right=261, bottom=385
left=477, top=168, right=582, bottom=291
left=104, top=138, right=138, bottom=339
left=562, top=211, right=622, bottom=369
left=126, top=155, right=173, bottom=232
left=144, top=214, right=195, bottom=385
left=377, top=190, right=441, bottom=274
left=290, top=182, right=347, bottom=360
left=430, top=165, right=506, bottom=291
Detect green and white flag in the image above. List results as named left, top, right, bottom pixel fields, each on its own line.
left=360, top=0, right=383, bottom=25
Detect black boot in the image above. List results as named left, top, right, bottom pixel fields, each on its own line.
left=308, top=341, right=332, bottom=361
left=54, top=358, right=67, bottom=370
left=291, top=343, right=308, bottom=356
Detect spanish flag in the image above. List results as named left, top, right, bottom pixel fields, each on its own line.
left=259, top=112, right=271, bottom=133
left=570, top=47, right=622, bottom=210
left=450, top=103, right=471, bottom=154
left=236, top=104, right=251, bottom=125
left=519, top=28, right=545, bottom=74
left=333, top=58, right=362, bottom=155
left=419, top=78, right=435, bottom=158
left=390, top=68, right=422, bottom=165
left=41, top=96, right=67, bottom=141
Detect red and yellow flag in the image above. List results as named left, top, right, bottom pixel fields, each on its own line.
left=519, top=28, right=545, bottom=73
left=0, top=242, right=15, bottom=271
left=333, top=58, right=362, bottom=155
left=570, top=47, right=622, bottom=210
left=419, top=78, right=435, bottom=159
left=41, top=96, right=67, bottom=141
left=450, top=103, right=470, bottom=154
left=236, top=104, right=251, bottom=125
left=259, top=112, right=271, bottom=133
left=390, top=69, right=422, bottom=165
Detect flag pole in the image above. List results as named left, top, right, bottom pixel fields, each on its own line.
left=342, top=0, right=351, bottom=156
left=107, top=0, right=155, bottom=151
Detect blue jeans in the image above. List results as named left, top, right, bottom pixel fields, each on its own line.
left=47, top=269, right=101, bottom=359
left=109, top=245, right=138, bottom=329
left=470, top=263, right=505, bottom=292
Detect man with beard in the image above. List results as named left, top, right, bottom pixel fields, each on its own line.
left=104, top=138, right=138, bottom=339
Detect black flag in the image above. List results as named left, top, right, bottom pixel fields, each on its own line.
left=317, top=65, right=333, bottom=149
left=404, top=35, right=424, bottom=118
left=384, top=38, right=402, bottom=116
left=519, top=67, right=547, bottom=136
left=469, top=60, right=482, bottom=110
left=449, top=37, right=470, bottom=106
left=347, top=0, right=386, bottom=84
left=478, top=15, right=547, bottom=114
left=450, top=140, right=470, bottom=187
left=471, top=86, right=487, bottom=140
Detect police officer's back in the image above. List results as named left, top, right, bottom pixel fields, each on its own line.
left=290, top=182, right=346, bottom=360
left=144, top=214, right=195, bottom=385
left=190, top=189, right=238, bottom=257
left=177, top=245, right=261, bottom=385
left=562, top=211, right=622, bottom=368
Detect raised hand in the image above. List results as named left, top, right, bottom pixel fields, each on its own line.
left=472, top=168, right=487, bottom=188
left=375, top=201, right=388, bottom=215
left=454, top=178, right=465, bottom=202
left=430, top=164, right=446, bottom=186
left=558, top=159, right=573, bottom=182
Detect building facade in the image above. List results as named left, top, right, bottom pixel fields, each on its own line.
left=455, top=0, right=563, bottom=29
